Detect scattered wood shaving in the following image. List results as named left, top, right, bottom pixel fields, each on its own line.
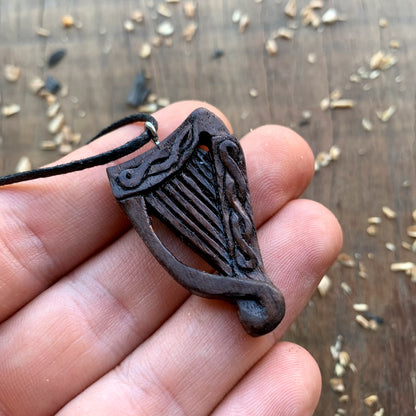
left=183, top=22, right=197, bottom=42
left=385, top=242, right=396, bottom=251
left=157, top=21, right=175, bottom=37
left=362, top=118, right=373, bottom=131
left=330, top=378, right=345, bottom=393
left=341, top=282, right=352, bottom=295
left=382, top=205, right=397, bottom=219
left=15, top=156, right=31, bottom=173
left=338, top=253, right=356, bottom=267
left=157, top=3, right=172, bottom=18
left=36, top=27, right=51, bottom=37
left=232, top=9, right=242, bottom=24
left=1, top=104, right=21, bottom=117
left=284, top=0, right=297, bottom=18
left=330, top=99, right=355, bottom=109
left=390, top=262, right=414, bottom=272
left=183, top=1, right=197, bottom=19
left=131, top=10, right=144, bottom=23
left=378, top=18, right=388, bottom=28
left=307, top=52, right=317, bottom=64
left=366, top=225, right=378, bottom=236
left=356, top=314, right=370, bottom=329
left=61, top=15, right=75, bottom=28
left=265, top=38, right=278, bottom=55
left=353, top=303, right=369, bottom=312
left=4, top=65, right=20, bottom=82
left=317, top=275, right=331, bottom=296
left=364, top=394, right=379, bottom=407
left=368, top=216, right=381, bottom=224
left=322, top=8, right=345, bottom=24
left=249, top=88, right=258, bottom=98
left=239, top=14, right=250, bottom=33
left=376, top=105, right=396, bottom=122
left=389, top=39, right=401, bottom=49
left=139, top=42, right=152, bottom=58
left=123, top=19, right=135, bottom=32
left=277, top=27, right=294, bottom=40
left=370, top=51, right=397, bottom=70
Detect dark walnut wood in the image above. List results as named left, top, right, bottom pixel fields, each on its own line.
left=107, top=108, right=285, bottom=337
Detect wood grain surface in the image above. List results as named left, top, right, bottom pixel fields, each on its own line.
left=1, top=1, right=415, bottom=414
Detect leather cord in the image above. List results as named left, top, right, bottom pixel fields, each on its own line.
left=0, top=113, right=158, bottom=186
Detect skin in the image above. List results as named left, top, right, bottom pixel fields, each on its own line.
left=0, top=101, right=342, bottom=416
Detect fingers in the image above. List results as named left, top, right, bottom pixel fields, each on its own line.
left=0, top=101, right=230, bottom=321
left=57, top=200, right=341, bottom=416
left=0, top=115, right=316, bottom=415
left=212, top=342, right=321, bottom=416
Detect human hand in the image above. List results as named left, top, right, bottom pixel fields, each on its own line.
left=0, top=101, right=342, bottom=415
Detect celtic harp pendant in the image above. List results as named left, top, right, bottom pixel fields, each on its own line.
left=107, top=108, right=285, bottom=337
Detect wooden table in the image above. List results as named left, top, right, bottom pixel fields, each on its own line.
left=1, top=1, right=415, bottom=414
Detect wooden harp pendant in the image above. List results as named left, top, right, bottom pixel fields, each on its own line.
left=107, top=108, right=285, bottom=336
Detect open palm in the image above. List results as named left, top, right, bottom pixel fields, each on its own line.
left=0, top=101, right=342, bottom=415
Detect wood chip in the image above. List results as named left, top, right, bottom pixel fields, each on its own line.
left=139, top=42, right=152, bottom=58
left=157, top=3, right=172, bottom=18
left=302, top=6, right=320, bottom=27
left=47, top=102, right=61, bottom=118
left=61, top=15, right=75, bottom=28
left=317, top=275, right=331, bottom=296
left=59, top=143, right=73, bottom=155
left=338, top=253, right=356, bottom=267
left=368, top=216, right=381, bottom=224
left=40, top=140, right=58, bottom=150
left=356, top=314, right=370, bottom=329
left=307, top=53, right=317, bottom=64
left=385, top=242, right=396, bottom=251
left=157, top=21, right=175, bottom=36
left=320, top=97, right=330, bottom=111
left=322, top=8, right=344, bottom=24
left=353, top=303, right=369, bottom=312
left=366, top=225, right=378, bottom=236
left=341, top=282, right=352, bottom=295
left=389, top=39, right=401, bottom=49
left=379, top=18, right=388, bottom=28
left=183, top=1, right=197, bottom=18
left=377, top=105, right=396, bottom=122
left=157, top=97, right=170, bottom=107
left=370, top=51, right=397, bottom=70
left=335, top=363, right=346, bottom=377
left=277, top=27, right=294, bottom=40
left=48, top=113, right=65, bottom=134
left=131, top=10, right=144, bottom=23
left=407, top=225, right=416, bottom=238
left=249, top=88, right=258, bottom=98
left=1, top=104, right=21, bottom=117
left=138, top=102, right=158, bottom=113
left=284, top=0, right=297, bottom=18
left=374, top=409, right=385, bottom=416
left=330, top=99, right=355, bottom=109
left=339, top=395, right=349, bottom=403
left=339, top=351, right=350, bottom=367
left=390, top=262, right=414, bottom=272
left=382, top=205, right=397, bottom=219
left=123, top=19, right=135, bottom=32
left=183, top=22, right=197, bottom=42
left=15, top=156, right=31, bottom=173
left=36, top=27, right=51, bottom=37
left=232, top=9, right=242, bottom=24
left=265, top=38, right=278, bottom=55
left=330, top=378, right=345, bottom=393
left=4, top=65, right=20, bottom=82
left=362, top=118, right=373, bottom=131
left=329, top=145, right=341, bottom=160
left=364, top=394, right=379, bottom=407
left=239, top=14, right=250, bottom=33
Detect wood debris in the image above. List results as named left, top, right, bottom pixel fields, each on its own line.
left=307, top=53, right=317, bottom=64
left=341, top=282, right=352, bottom=295
left=36, top=27, right=51, bottom=37
left=157, top=3, right=172, bottom=18
left=385, top=242, right=396, bottom=251
left=317, top=275, right=331, bottom=296
left=232, top=10, right=242, bottom=24
left=382, top=205, right=397, bottom=219
left=368, top=216, right=381, bottom=224
left=157, top=21, right=175, bottom=36
left=61, top=15, right=75, bottom=28
left=353, top=303, right=369, bottom=312
left=265, top=38, right=278, bottom=55
left=183, top=22, right=197, bottom=42
left=123, top=19, right=135, bottom=32
left=284, top=0, right=297, bottom=18
left=15, top=156, right=31, bottom=173
left=239, top=14, right=250, bottom=33
left=362, top=118, right=373, bottom=132
left=389, top=39, right=401, bottom=49
left=4, top=65, right=20, bottom=82
left=338, top=253, right=356, bottom=267
left=301, top=6, right=320, bottom=27
left=309, top=0, right=324, bottom=8
left=376, top=105, right=396, bottom=122
left=249, top=88, right=259, bottom=98
left=322, top=8, right=345, bottom=25
left=47, top=102, right=61, bottom=118
left=390, top=262, right=414, bottom=272
left=276, top=27, right=294, bottom=40
left=330, top=378, right=345, bottom=393
left=378, top=18, right=388, bottom=28
left=366, top=225, right=377, bottom=236
left=370, top=51, right=397, bottom=70
left=139, top=43, right=152, bottom=58
left=183, top=1, right=197, bottom=19
left=1, top=104, right=21, bottom=117
left=131, top=10, right=144, bottom=23
left=48, top=113, right=65, bottom=134
left=330, top=99, right=355, bottom=109
left=364, top=394, right=379, bottom=407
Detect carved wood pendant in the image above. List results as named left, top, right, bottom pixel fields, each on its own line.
left=107, top=108, right=285, bottom=336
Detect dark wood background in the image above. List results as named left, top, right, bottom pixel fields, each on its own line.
left=1, top=1, right=415, bottom=414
